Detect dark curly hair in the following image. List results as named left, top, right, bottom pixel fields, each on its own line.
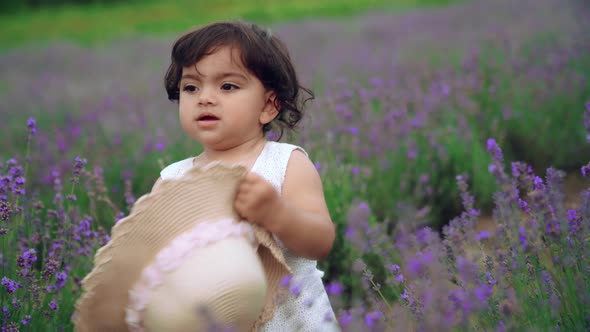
left=164, top=21, right=314, bottom=140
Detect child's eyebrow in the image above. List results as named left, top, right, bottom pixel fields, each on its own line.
left=181, top=72, right=249, bottom=82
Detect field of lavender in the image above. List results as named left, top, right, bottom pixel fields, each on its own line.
left=1, top=0, right=590, bottom=330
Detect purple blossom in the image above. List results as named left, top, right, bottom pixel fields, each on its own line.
left=325, top=281, right=344, bottom=295
left=339, top=310, right=353, bottom=327
left=475, top=285, right=493, bottom=302
left=533, top=176, right=545, bottom=190
left=485, top=271, right=496, bottom=286
left=407, top=250, right=434, bottom=278
left=486, top=138, right=503, bottom=161
left=518, top=227, right=528, bottom=250
left=567, top=209, right=577, bottom=222
left=21, top=315, right=31, bottom=325
left=115, top=211, right=126, bottom=222
left=518, top=198, right=531, bottom=213
left=54, top=270, right=68, bottom=289
left=71, top=156, right=88, bottom=183
left=155, top=141, right=165, bottom=152
left=314, top=162, right=321, bottom=172
left=477, top=231, right=491, bottom=241
left=1, top=277, right=20, bottom=294
left=511, top=163, right=520, bottom=178
left=456, top=256, right=479, bottom=284
left=389, top=264, right=401, bottom=275
left=448, top=288, right=464, bottom=309
left=17, top=248, right=37, bottom=269
left=364, top=311, right=382, bottom=327
left=27, top=117, right=37, bottom=136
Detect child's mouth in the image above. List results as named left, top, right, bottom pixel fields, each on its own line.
left=197, top=114, right=219, bottom=121
left=196, top=114, right=220, bottom=127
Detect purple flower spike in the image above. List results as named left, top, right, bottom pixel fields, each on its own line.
left=477, top=231, right=491, bottom=241
left=389, top=264, right=401, bottom=275
left=27, top=117, right=37, bottom=136
left=519, top=227, right=528, bottom=250
left=339, top=310, right=353, bottom=327
left=364, top=311, right=382, bottom=328
left=1, top=277, right=20, bottom=294
left=567, top=209, right=577, bottom=221
left=533, top=176, right=545, bottom=190
left=325, top=281, right=344, bottom=296
left=486, top=138, right=503, bottom=161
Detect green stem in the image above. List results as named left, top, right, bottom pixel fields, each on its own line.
left=13, top=134, right=31, bottom=232
left=368, top=278, right=395, bottom=329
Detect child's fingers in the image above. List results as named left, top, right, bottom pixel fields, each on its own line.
left=234, top=196, right=249, bottom=216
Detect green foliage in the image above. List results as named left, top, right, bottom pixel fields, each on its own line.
left=0, top=0, right=465, bottom=49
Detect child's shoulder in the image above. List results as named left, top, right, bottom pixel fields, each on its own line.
left=266, top=141, right=309, bottom=158
left=159, top=157, right=194, bottom=180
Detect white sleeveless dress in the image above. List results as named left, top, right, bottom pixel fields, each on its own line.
left=159, top=141, right=341, bottom=331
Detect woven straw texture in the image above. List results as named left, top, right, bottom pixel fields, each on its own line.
left=72, top=163, right=291, bottom=331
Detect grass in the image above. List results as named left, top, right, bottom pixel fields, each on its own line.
left=1, top=0, right=462, bottom=49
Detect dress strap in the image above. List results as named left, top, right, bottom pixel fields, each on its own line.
left=252, top=142, right=308, bottom=195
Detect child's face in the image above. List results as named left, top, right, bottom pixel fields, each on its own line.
left=178, top=46, right=277, bottom=150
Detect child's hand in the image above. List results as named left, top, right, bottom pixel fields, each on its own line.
left=234, top=172, right=283, bottom=232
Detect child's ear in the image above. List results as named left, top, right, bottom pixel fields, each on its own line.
left=259, top=91, right=279, bottom=125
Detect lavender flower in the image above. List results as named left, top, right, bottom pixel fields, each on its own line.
left=486, top=138, right=503, bottom=161
left=325, top=281, right=344, bottom=296
left=17, top=249, right=37, bottom=269
left=21, top=314, right=31, bottom=325
left=533, top=176, right=545, bottom=191
left=364, top=311, right=382, bottom=328
left=27, top=117, right=37, bottom=136
left=70, top=156, right=87, bottom=184
left=476, top=231, right=491, bottom=241
left=518, top=226, right=528, bottom=251
left=1, top=277, right=20, bottom=294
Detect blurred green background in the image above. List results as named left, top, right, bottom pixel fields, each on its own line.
left=0, top=0, right=459, bottom=48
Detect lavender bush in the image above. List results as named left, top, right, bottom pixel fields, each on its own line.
left=1, top=0, right=589, bottom=330
left=321, top=119, right=590, bottom=330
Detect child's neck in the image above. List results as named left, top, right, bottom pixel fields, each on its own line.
left=195, top=137, right=267, bottom=168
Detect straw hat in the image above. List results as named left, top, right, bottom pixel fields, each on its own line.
left=72, top=163, right=292, bottom=332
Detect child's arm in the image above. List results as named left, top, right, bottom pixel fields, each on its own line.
left=235, top=150, right=336, bottom=260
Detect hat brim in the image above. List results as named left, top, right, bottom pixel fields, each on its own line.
left=73, top=163, right=291, bottom=332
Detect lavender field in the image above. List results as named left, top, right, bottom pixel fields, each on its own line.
left=1, top=0, right=590, bottom=330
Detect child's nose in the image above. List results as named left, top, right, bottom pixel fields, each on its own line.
left=197, top=87, right=216, bottom=106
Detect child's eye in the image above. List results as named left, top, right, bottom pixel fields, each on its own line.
left=221, top=83, right=239, bottom=91
left=182, top=85, right=198, bottom=92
